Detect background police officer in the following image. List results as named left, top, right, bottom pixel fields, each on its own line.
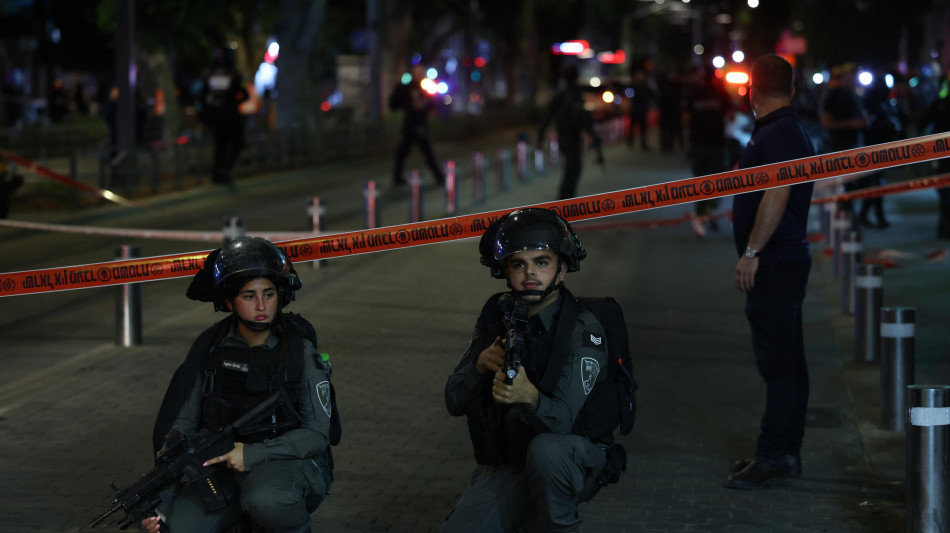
left=443, top=208, right=610, bottom=531
left=198, top=48, right=249, bottom=186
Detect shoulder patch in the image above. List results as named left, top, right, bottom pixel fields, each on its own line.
left=581, top=357, right=600, bottom=395
left=584, top=330, right=604, bottom=349
left=316, top=381, right=332, bottom=418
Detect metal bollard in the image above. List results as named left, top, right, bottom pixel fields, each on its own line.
left=497, top=149, right=511, bottom=191
left=363, top=180, right=380, bottom=229
left=445, top=160, right=457, bottom=215
left=549, top=137, right=559, bottom=166
left=839, top=230, right=862, bottom=315
left=819, top=201, right=832, bottom=248
left=222, top=216, right=246, bottom=244
left=473, top=152, right=486, bottom=203
left=906, top=385, right=949, bottom=533
left=854, top=263, right=883, bottom=363
left=307, top=196, right=327, bottom=270
left=69, top=152, right=79, bottom=209
left=882, top=307, right=916, bottom=431
left=173, top=144, right=182, bottom=190
left=832, top=209, right=851, bottom=280
left=115, top=245, right=142, bottom=347
left=408, top=170, right=423, bottom=222
left=516, top=140, right=528, bottom=182
left=534, top=148, right=544, bottom=173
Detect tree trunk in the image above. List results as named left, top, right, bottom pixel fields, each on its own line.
left=274, top=0, right=326, bottom=132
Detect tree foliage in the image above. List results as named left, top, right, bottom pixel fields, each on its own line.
left=95, top=0, right=282, bottom=77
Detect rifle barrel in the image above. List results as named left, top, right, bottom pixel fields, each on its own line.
left=89, top=501, right=120, bottom=528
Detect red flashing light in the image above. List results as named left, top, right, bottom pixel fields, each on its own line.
left=320, top=101, right=331, bottom=112
left=473, top=57, right=487, bottom=68
left=597, top=50, right=626, bottom=64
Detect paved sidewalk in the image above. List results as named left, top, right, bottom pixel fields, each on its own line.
left=0, top=136, right=947, bottom=532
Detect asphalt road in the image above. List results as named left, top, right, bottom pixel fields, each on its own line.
left=1, top=130, right=948, bottom=532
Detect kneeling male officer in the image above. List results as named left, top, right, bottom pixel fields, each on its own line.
left=443, top=208, right=615, bottom=532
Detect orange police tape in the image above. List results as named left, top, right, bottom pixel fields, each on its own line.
left=0, top=218, right=320, bottom=243
left=2, top=132, right=950, bottom=297
left=811, top=172, right=950, bottom=204
left=6, top=171, right=944, bottom=241
left=577, top=172, right=950, bottom=233
left=0, top=148, right=143, bottom=209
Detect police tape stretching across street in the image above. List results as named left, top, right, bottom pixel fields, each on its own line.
left=442, top=208, right=637, bottom=532
left=142, top=237, right=341, bottom=532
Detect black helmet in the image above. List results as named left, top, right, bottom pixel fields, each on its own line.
left=479, top=208, right=586, bottom=279
left=210, top=237, right=301, bottom=311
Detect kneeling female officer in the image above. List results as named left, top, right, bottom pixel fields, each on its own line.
left=143, top=237, right=336, bottom=533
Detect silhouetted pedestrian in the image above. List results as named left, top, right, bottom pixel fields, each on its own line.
left=198, top=48, right=249, bottom=186
left=627, top=68, right=654, bottom=151
left=820, top=63, right=867, bottom=212
left=684, top=68, right=734, bottom=234
left=657, top=69, right=684, bottom=153
left=537, top=64, right=602, bottom=199
left=857, top=74, right=901, bottom=229
left=921, top=75, right=950, bottom=239
left=389, top=65, right=444, bottom=186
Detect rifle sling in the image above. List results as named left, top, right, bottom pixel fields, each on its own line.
left=538, top=287, right=578, bottom=394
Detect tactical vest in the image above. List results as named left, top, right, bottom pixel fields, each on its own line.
left=467, top=292, right=575, bottom=467
left=200, top=342, right=303, bottom=444
left=467, top=288, right=636, bottom=466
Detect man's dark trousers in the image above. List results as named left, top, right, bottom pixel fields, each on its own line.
left=394, top=130, right=443, bottom=184
left=744, top=259, right=811, bottom=466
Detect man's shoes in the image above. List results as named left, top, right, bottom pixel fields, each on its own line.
left=724, top=459, right=783, bottom=490
left=730, top=454, right=802, bottom=478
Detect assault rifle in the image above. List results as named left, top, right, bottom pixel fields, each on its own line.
left=89, top=389, right=297, bottom=530
left=499, top=295, right=529, bottom=385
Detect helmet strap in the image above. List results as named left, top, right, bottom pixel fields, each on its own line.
left=509, top=278, right=561, bottom=302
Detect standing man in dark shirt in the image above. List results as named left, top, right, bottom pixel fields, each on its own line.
left=390, top=65, right=445, bottom=186
left=726, top=55, right=815, bottom=490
